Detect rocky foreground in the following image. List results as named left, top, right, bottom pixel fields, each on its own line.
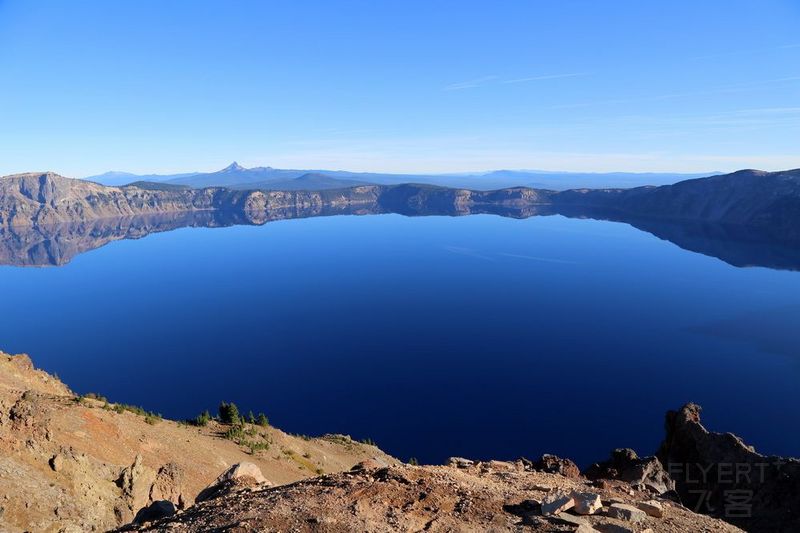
left=1, top=352, right=798, bottom=532
left=0, top=352, right=397, bottom=532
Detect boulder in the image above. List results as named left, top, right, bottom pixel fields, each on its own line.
left=532, top=454, right=582, bottom=479
left=635, top=500, right=663, bottom=518
left=447, top=457, right=474, bottom=468
left=572, top=492, right=602, bottom=515
left=606, top=503, right=646, bottom=523
left=584, top=448, right=674, bottom=495
left=540, top=492, right=574, bottom=515
left=195, top=462, right=271, bottom=503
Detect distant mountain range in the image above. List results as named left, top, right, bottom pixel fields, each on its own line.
left=85, top=162, right=715, bottom=191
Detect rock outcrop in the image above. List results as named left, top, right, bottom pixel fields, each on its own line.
left=585, top=448, right=675, bottom=495
left=530, top=453, right=583, bottom=480
left=657, top=403, right=800, bottom=531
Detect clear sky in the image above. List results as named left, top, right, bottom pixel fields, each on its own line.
left=0, top=0, right=798, bottom=177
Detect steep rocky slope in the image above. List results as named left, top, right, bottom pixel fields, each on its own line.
left=0, top=172, right=383, bottom=229
left=553, top=169, right=800, bottom=237
left=0, top=352, right=397, bottom=532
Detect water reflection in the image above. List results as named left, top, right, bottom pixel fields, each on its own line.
left=1, top=203, right=798, bottom=270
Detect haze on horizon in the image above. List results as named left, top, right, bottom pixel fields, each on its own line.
left=0, top=0, right=798, bottom=178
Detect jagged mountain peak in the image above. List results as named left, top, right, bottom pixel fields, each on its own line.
left=221, top=162, right=247, bottom=172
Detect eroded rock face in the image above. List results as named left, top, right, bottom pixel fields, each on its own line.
left=657, top=403, right=800, bottom=531
left=149, top=463, right=186, bottom=509
left=117, top=455, right=157, bottom=518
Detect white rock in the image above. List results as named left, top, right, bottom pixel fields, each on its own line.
left=541, top=492, right=575, bottom=515
left=607, top=503, right=647, bottom=523
left=217, top=462, right=268, bottom=485
left=636, top=500, right=663, bottom=518
left=572, top=492, right=603, bottom=515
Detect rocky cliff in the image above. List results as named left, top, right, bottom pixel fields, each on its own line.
left=3, top=169, right=800, bottom=234
left=552, top=169, right=800, bottom=238
left=0, top=172, right=383, bottom=229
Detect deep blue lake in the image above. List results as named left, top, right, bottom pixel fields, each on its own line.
left=1, top=212, right=799, bottom=466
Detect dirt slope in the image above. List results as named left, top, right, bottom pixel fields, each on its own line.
left=0, top=351, right=397, bottom=532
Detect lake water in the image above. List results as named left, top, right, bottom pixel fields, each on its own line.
left=1, top=212, right=799, bottom=466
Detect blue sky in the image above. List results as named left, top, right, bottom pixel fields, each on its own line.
left=0, top=0, right=798, bottom=177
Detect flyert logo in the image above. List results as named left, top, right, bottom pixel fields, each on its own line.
left=667, top=461, right=787, bottom=518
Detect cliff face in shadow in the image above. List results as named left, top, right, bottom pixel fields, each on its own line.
left=552, top=168, right=800, bottom=240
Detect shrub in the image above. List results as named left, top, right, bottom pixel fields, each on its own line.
left=85, top=392, right=108, bottom=403
left=246, top=441, right=270, bottom=454
left=257, top=413, right=269, bottom=427
left=192, top=410, right=211, bottom=427
left=360, top=437, right=377, bottom=446
left=224, top=425, right=246, bottom=441
left=144, top=413, right=161, bottom=425
left=218, top=401, right=240, bottom=425
left=408, top=457, right=419, bottom=466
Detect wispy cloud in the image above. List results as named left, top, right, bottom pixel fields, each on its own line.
left=549, top=76, right=800, bottom=110
left=501, top=72, right=588, bottom=84
left=443, top=76, right=498, bottom=91
left=690, top=42, right=800, bottom=60
left=443, top=72, right=587, bottom=91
